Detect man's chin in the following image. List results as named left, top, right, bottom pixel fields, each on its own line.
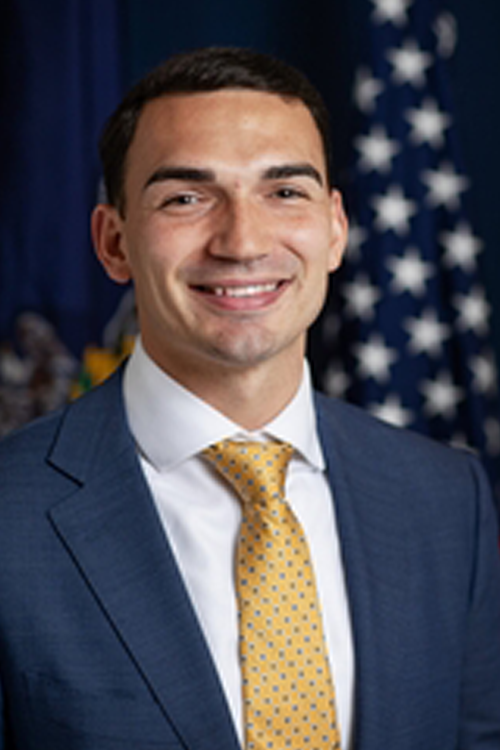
left=198, top=326, right=304, bottom=374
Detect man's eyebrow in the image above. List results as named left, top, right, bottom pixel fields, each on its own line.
left=142, top=163, right=324, bottom=191
left=262, top=163, right=324, bottom=187
left=143, top=166, right=216, bottom=191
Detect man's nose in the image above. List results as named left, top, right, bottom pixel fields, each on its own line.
left=208, top=198, right=269, bottom=262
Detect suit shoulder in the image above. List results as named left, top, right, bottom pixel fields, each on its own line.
left=0, top=406, right=64, bottom=470
left=314, top=393, right=498, bottom=541
left=314, top=391, right=483, bottom=479
left=0, top=368, right=126, bottom=483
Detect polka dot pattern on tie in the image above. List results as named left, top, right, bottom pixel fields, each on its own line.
left=203, top=440, right=341, bottom=750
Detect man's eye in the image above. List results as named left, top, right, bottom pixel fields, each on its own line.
left=274, top=186, right=307, bottom=200
left=162, top=193, right=199, bottom=208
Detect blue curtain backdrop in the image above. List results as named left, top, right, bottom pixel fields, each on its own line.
left=0, top=0, right=123, bottom=356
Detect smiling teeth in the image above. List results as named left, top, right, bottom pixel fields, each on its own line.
left=213, top=283, right=278, bottom=298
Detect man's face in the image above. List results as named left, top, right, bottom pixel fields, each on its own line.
left=93, top=89, right=347, bottom=385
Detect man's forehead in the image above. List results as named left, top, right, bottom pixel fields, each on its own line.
left=123, top=89, right=329, bottom=198
left=135, top=88, right=320, bottom=141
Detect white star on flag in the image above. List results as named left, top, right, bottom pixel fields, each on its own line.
left=324, top=364, right=351, bottom=398
left=434, top=11, right=458, bottom=59
left=420, top=371, right=463, bottom=419
left=405, top=98, right=452, bottom=148
left=346, top=221, right=369, bottom=261
left=387, top=247, right=434, bottom=296
left=404, top=308, right=450, bottom=356
left=355, top=125, right=401, bottom=173
left=440, top=221, right=483, bottom=272
left=369, top=393, right=414, bottom=427
left=422, top=161, right=470, bottom=210
left=454, top=287, right=491, bottom=335
left=342, top=274, right=382, bottom=321
left=354, top=68, right=385, bottom=114
left=353, top=333, right=398, bottom=383
left=371, top=0, right=414, bottom=27
left=371, top=185, right=417, bottom=235
left=470, top=352, right=498, bottom=396
left=387, top=40, right=433, bottom=87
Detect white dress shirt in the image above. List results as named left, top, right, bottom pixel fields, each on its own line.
left=123, top=339, right=355, bottom=748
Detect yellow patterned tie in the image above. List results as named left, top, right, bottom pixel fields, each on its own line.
left=203, top=440, right=341, bottom=750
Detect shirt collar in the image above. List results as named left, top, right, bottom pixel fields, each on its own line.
left=123, top=338, right=325, bottom=472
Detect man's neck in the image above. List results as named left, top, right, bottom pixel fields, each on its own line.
left=144, top=346, right=305, bottom=431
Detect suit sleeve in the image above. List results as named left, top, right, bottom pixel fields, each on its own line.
left=459, top=456, right=500, bottom=748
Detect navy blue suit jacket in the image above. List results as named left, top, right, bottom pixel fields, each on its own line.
left=0, top=368, right=499, bottom=749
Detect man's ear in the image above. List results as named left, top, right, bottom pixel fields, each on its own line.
left=328, top=189, right=349, bottom=273
left=91, top=204, right=132, bottom=284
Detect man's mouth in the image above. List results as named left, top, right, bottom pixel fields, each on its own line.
left=195, top=281, right=283, bottom=297
left=191, top=279, right=288, bottom=310
left=211, top=282, right=280, bottom=298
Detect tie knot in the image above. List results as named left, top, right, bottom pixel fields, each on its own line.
left=203, top=439, right=294, bottom=507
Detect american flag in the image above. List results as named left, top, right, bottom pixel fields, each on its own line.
left=319, top=0, right=500, bottom=497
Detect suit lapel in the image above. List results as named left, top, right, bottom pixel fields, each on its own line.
left=47, top=371, right=240, bottom=750
left=316, top=394, right=413, bottom=749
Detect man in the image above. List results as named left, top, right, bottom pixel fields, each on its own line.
left=0, top=47, right=499, bottom=750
